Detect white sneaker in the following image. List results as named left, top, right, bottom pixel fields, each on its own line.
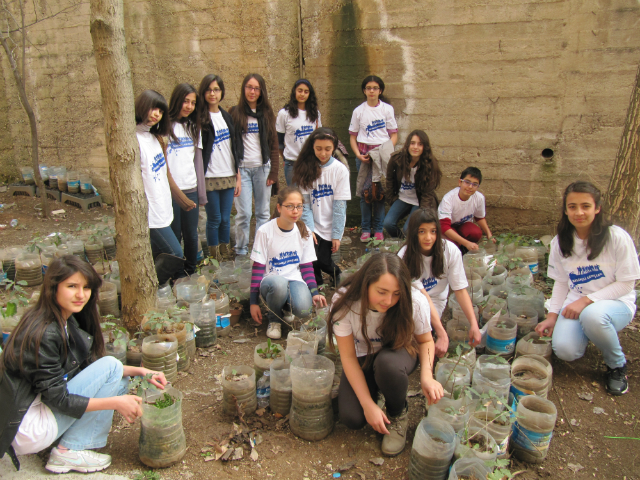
left=267, top=322, right=282, bottom=339
left=46, top=447, right=111, bottom=473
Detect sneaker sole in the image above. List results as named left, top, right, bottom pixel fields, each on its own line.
left=606, top=384, right=629, bottom=396
left=45, top=461, right=111, bottom=474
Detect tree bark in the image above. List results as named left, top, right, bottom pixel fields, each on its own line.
left=604, top=61, right=640, bottom=241
left=89, top=0, right=157, bottom=331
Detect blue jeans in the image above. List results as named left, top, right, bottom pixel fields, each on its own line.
left=53, top=357, right=129, bottom=450
left=552, top=300, right=633, bottom=369
left=260, top=276, right=312, bottom=326
left=383, top=199, right=419, bottom=238
left=171, top=191, right=199, bottom=275
left=150, top=226, right=184, bottom=259
left=284, top=159, right=295, bottom=186
left=356, top=158, right=385, bottom=234
left=235, top=164, right=272, bottom=255
left=204, top=187, right=235, bottom=246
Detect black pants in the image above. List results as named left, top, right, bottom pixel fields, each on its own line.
left=338, top=347, right=417, bottom=429
left=313, top=235, right=341, bottom=286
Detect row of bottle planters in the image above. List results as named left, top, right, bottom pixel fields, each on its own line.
left=20, top=166, right=94, bottom=194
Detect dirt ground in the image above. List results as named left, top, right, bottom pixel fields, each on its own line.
left=2, top=189, right=640, bottom=480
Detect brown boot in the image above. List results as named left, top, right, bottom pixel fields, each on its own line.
left=219, top=243, right=231, bottom=260
left=208, top=245, right=220, bottom=261
left=381, top=405, right=409, bottom=456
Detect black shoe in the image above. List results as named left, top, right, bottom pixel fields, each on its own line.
left=606, top=365, right=629, bottom=396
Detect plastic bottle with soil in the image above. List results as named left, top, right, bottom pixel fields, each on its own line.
left=426, top=397, right=471, bottom=435
left=103, top=331, right=127, bottom=364
left=515, top=246, right=539, bottom=276
left=98, top=281, right=120, bottom=317
left=516, top=332, right=552, bottom=360
left=190, top=300, right=216, bottom=348
left=507, top=286, right=545, bottom=321
left=222, top=365, right=257, bottom=416
left=170, top=323, right=190, bottom=373
left=509, top=305, right=538, bottom=339
left=300, top=317, right=327, bottom=355
left=15, top=253, right=43, bottom=287
left=408, top=417, right=456, bottom=480
left=436, top=343, right=476, bottom=377
left=472, top=355, right=511, bottom=405
left=270, top=358, right=293, bottom=415
left=510, top=354, right=552, bottom=401
left=434, top=364, right=471, bottom=396
left=57, top=172, right=67, bottom=192
left=184, top=322, right=196, bottom=359
left=101, top=235, right=116, bottom=260
left=20, top=167, right=35, bottom=185
left=256, top=370, right=271, bottom=409
left=1, top=247, right=20, bottom=282
left=454, top=425, right=498, bottom=463
left=485, top=317, right=517, bottom=358
left=66, top=239, right=85, bottom=257
left=289, top=354, right=335, bottom=441
left=287, top=331, right=318, bottom=355
left=469, top=409, right=513, bottom=458
left=139, top=386, right=186, bottom=468
left=448, top=457, right=493, bottom=480
left=510, top=395, right=557, bottom=463
left=84, top=238, right=104, bottom=265
left=505, top=273, right=532, bottom=289
left=482, top=274, right=505, bottom=296
left=142, top=334, right=178, bottom=383
left=80, top=174, right=93, bottom=194
left=126, top=337, right=143, bottom=366
left=254, top=341, right=282, bottom=380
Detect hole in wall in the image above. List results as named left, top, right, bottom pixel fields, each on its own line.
left=541, top=148, right=554, bottom=159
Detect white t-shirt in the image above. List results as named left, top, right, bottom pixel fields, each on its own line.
left=242, top=113, right=262, bottom=169
left=299, top=159, right=351, bottom=241
left=332, top=286, right=431, bottom=357
left=547, top=225, right=640, bottom=315
left=348, top=101, right=398, bottom=146
left=250, top=219, right=317, bottom=284
left=398, top=166, right=419, bottom=206
left=398, top=241, right=468, bottom=316
left=137, top=131, right=173, bottom=229
left=276, top=109, right=322, bottom=160
left=206, top=111, right=235, bottom=178
left=11, top=394, right=58, bottom=455
left=167, top=123, right=201, bottom=190
left=438, top=187, right=486, bottom=226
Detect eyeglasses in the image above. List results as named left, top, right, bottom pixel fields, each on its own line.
left=365, top=86, right=380, bottom=92
left=245, top=85, right=261, bottom=92
left=282, top=204, right=304, bottom=211
left=206, top=88, right=222, bottom=94
left=461, top=179, right=480, bottom=188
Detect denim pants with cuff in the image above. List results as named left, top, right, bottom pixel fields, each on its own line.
left=260, top=276, right=312, bottom=326
left=204, top=187, right=235, bottom=246
left=383, top=199, right=419, bottom=238
left=284, top=159, right=295, bottom=186
left=234, top=163, right=272, bottom=255
left=149, top=226, right=183, bottom=260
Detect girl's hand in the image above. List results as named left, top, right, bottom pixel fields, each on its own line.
left=234, top=174, right=242, bottom=197
left=115, top=395, right=143, bottom=423
left=421, top=378, right=444, bottom=405
left=488, top=236, right=497, bottom=244
left=312, top=295, right=328, bottom=308
left=331, top=239, right=341, bottom=253
left=178, top=196, right=196, bottom=211
left=434, top=334, right=449, bottom=358
left=535, top=316, right=557, bottom=337
left=363, top=402, right=390, bottom=434
left=561, top=297, right=592, bottom=320
left=468, top=325, right=481, bottom=347
left=250, top=305, right=263, bottom=324
left=466, top=241, right=479, bottom=251
left=358, top=153, right=370, bottom=163
left=266, top=179, right=275, bottom=186
left=139, top=369, right=167, bottom=389
left=312, top=232, right=318, bottom=245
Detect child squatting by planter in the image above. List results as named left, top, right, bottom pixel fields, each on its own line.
left=0, top=255, right=167, bottom=474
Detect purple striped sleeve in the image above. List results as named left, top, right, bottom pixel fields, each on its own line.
left=299, top=262, right=319, bottom=297
left=250, top=262, right=266, bottom=305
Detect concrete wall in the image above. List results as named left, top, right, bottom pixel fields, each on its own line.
left=1, top=0, right=639, bottom=233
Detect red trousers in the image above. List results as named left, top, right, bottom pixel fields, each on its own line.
left=451, top=222, right=482, bottom=245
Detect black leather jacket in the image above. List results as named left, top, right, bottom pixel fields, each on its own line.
left=0, top=315, right=93, bottom=465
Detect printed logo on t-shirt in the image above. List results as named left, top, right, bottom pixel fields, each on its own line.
left=421, top=277, right=437, bottom=291
left=400, top=181, right=415, bottom=192
left=366, top=119, right=386, bottom=137
left=354, top=337, right=381, bottom=346
left=245, top=123, right=260, bottom=135
left=214, top=128, right=230, bottom=151
left=452, top=213, right=473, bottom=226
left=269, top=251, right=300, bottom=271
left=151, top=152, right=166, bottom=182
left=294, top=125, right=314, bottom=142
left=569, top=265, right=605, bottom=292
left=168, top=136, right=194, bottom=155
left=311, top=184, right=334, bottom=205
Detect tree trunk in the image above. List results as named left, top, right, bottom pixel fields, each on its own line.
left=604, top=61, right=640, bottom=241
left=89, top=0, right=157, bottom=331
left=0, top=35, right=49, bottom=218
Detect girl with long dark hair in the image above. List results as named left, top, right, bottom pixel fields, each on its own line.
left=328, top=253, right=443, bottom=456
left=536, top=181, right=640, bottom=395
left=0, top=256, right=166, bottom=473
left=197, top=74, right=240, bottom=260
left=167, top=83, right=206, bottom=274
left=231, top=74, right=280, bottom=256
left=383, top=130, right=442, bottom=238
left=399, top=208, right=481, bottom=356
left=293, top=127, right=351, bottom=288
left=276, top=79, right=321, bottom=186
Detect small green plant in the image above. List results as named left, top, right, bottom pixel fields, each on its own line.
left=129, top=373, right=156, bottom=392
left=257, top=339, right=282, bottom=359
left=133, top=471, right=162, bottom=480
left=487, top=458, right=514, bottom=480
left=366, top=238, right=384, bottom=249
left=151, top=392, right=176, bottom=409
left=1, top=279, right=29, bottom=318
left=527, top=336, right=551, bottom=344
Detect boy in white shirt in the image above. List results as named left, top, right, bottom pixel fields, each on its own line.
left=438, top=167, right=495, bottom=253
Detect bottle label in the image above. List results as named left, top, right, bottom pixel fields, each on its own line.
left=486, top=335, right=516, bottom=354
left=527, top=262, right=539, bottom=274
left=216, top=314, right=231, bottom=328
left=68, top=180, right=80, bottom=188
left=511, top=421, right=553, bottom=452
left=510, top=384, right=536, bottom=403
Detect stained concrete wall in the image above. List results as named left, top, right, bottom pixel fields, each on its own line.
left=1, top=0, right=639, bottom=233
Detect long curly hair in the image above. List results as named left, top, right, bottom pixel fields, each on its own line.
left=327, top=253, right=417, bottom=367
left=391, top=130, right=442, bottom=194
left=557, top=181, right=611, bottom=260
left=283, top=79, right=319, bottom=124
left=168, top=83, right=199, bottom=144
left=401, top=208, right=445, bottom=280
left=291, top=127, right=339, bottom=190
